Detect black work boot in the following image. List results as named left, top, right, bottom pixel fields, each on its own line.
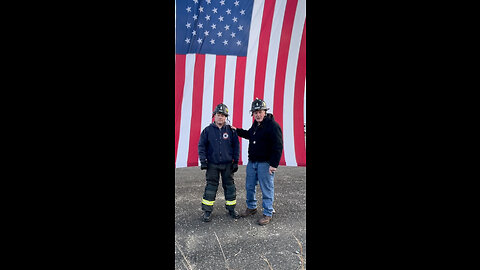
left=202, top=211, right=212, bottom=222
left=228, top=209, right=240, bottom=219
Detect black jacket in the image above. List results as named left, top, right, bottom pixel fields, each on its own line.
left=198, top=123, right=239, bottom=165
left=236, top=113, right=283, bottom=168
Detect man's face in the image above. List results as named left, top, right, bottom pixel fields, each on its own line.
left=253, top=110, right=266, bottom=122
left=214, top=113, right=226, bottom=125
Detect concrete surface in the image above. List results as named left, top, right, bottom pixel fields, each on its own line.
left=175, top=165, right=306, bottom=270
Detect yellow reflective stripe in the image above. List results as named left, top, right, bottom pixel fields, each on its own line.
left=225, top=200, right=236, bottom=206
left=202, top=199, right=215, bottom=206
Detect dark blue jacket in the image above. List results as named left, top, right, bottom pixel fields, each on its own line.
left=198, top=123, right=239, bottom=165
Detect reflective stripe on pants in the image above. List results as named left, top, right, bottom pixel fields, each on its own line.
left=225, top=200, right=236, bottom=206
left=202, top=199, right=215, bottom=206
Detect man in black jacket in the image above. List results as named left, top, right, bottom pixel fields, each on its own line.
left=198, top=103, right=240, bottom=222
left=232, top=98, right=283, bottom=225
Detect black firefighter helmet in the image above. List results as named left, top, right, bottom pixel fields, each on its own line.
left=212, top=103, right=229, bottom=117
left=250, top=98, right=269, bottom=114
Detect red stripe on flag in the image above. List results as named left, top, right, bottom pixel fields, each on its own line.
left=212, top=55, right=226, bottom=111
left=273, top=0, right=298, bottom=166
left=187, top=54, right=205, bottom=166
left=253, top=0, right=276, bottom=101
left=233, top=57, right=246, bottom=165
left=175, top=54, right=186, bottom=164
left=294, top=22, right=306, bottom=166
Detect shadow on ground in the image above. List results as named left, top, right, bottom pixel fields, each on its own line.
left=175, top=165, right=306, bottom=270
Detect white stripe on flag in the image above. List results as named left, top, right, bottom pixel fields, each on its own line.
left=176, top=54, right=196, bottom=168
left=241, top=0, right=265, bottom=163
left=283, top=0, right=306, bottom=166
left=201, top=54, right=216, bottom=132
left=223, top=55, right=236, bottom=125
left=264, top=0, right=287, bottom=116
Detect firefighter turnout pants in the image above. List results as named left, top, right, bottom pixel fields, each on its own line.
left=201, top=163, right=237, bottom=212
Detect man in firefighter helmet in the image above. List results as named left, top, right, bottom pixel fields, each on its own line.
left=232, top=98, right=283, bottom=225
left=198, top=103, right=240, bottom=222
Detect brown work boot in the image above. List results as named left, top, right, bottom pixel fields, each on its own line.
left=258, top=215, right=272, bottom=225
left=240, top=208, right=257, bottom=217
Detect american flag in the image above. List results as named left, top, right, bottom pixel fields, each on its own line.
left=175, top=0, right=306, bottom=168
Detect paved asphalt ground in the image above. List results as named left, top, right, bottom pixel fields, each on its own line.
left=175, top=165, right=306, bottom=270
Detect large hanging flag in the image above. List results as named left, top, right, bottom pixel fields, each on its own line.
left=175, top=0, right=306, bottom=168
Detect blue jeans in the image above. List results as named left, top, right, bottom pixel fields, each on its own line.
left=245, top=161, right=275, bottom=216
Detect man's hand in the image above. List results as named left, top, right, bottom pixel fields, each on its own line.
left=232, top=161, right=238, bottom=173
left=269, top=166, right=277, bottom=175
left=231, top=126, right=237, bottom=130
left=201, top=161, right=208, bottom=170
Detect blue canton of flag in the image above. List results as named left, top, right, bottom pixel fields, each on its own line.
left=176, top=0, right=253, bottom=56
